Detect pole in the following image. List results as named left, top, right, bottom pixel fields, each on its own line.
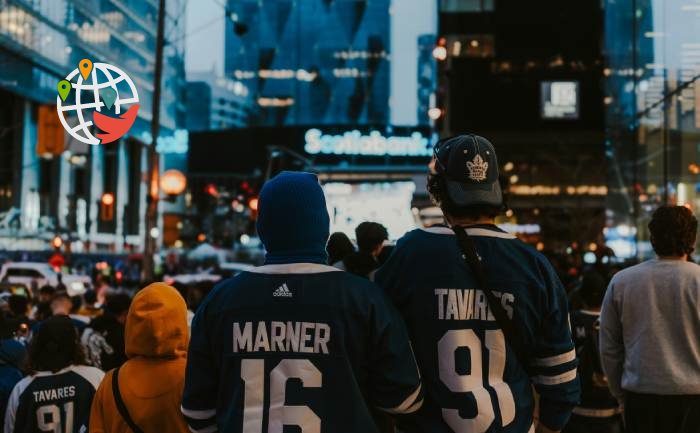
left=143, top=0, right=166, bottom=281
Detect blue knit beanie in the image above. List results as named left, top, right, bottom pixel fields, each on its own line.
left=256, top=172, right=330, bottom=264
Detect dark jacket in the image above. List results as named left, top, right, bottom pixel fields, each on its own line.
left=0, top=339, right=26, bottom=419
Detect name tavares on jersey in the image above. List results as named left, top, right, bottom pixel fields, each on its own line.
left=32, top=386, right=76, bottom=403
left=233, top=321, right=331, bottom=354
left=435, top=288, right=515, bottom=321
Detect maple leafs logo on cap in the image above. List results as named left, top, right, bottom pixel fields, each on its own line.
left=466, top=153, right=488, bottom=181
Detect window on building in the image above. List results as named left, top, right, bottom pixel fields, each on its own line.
left=441, top=0, right=494, bottom=12
left=445, top=34, right=495, bottom=58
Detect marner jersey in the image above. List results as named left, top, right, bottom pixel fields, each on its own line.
left=4, top=365, right=104, bottom=433
left=375, top=225, right=580, bottom=433
left=182, top=263, right=423, bottom=433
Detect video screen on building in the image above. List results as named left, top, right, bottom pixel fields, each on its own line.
left=323, top=182, right=418, bottom=241
left=540, top=81, right=579, bottom=119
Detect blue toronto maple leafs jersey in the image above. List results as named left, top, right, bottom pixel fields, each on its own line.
left=4, top=365, right=104, bottom=433
left=182, top=263, right=423, bottom=433
left=375, top=225, right=580, bottom=433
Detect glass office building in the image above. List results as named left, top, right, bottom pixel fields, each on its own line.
left=0, top=0, right=186, bottom=251
left=224, top=0, right=390, bottom=126
left=604, top=0, right=700, bottom=258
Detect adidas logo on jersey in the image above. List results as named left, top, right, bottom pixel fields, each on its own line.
left=273, top=283, right=293, bottom=298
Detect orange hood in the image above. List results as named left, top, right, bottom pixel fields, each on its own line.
left=125, top=283, right=188, bottom=359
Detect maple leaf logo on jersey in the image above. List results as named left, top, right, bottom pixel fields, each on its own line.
left=466, top=153, right=488, bottom=181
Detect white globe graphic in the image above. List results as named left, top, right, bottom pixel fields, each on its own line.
left=56, top=62, right=140, bottom=145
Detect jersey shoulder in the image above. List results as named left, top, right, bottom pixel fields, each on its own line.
left=67, top=365, right=105, bottom=389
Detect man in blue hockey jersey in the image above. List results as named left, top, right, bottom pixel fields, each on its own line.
left=182, top=171, right=423, bottom=433
left=375, top=135, right=580, bottom=433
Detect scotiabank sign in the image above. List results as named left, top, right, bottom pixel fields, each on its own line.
left=304, top=128, right=432, bottom=157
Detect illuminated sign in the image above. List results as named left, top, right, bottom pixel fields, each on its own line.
left=137, top=129, right=189, bottom=154
left=304, top=128, right=432, bottom=157
left=541, top=81, right=579, bottom=119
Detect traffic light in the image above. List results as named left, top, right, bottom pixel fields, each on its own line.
left=37, top=105, right=65, bottom=157
left=100, top=192, right=115, bottom=221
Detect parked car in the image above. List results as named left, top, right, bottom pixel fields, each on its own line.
left=0, top=262, right=91, bottom=296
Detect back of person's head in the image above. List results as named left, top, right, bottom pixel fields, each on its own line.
left=579, top=270, right=607, bottom=309
left=8, top=295, right=28, bottom=317
left=256, top=172, right=330, bottom=264
left=355, top=222, right=389, bottom=255
left=125, top=283, right=188, bottom=359
left=28, top=315, right=84, bottom=373
left=104, top=292, right=131, bottom=317
left=83, top=289, right=97, bottom=306
left=327, top=232, right=355, bottom=265
left=38, top=285, right=55, bottom=302
left=428, top=134, right=504, bottom=221
left=50, top=291, right=73, bottom=316
left=648, top=205, right=698, bottom=257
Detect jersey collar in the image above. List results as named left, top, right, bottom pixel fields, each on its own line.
left=248, top=263, right=342, bottom=274
left=420, top=224, right=516, bottom=239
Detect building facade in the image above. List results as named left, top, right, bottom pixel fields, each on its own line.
left=186, top=71, right=251, bottom=131
left=0, top=0, right=187, bottom=252
left=224, top=0, right=390, bottom=126
left=436, top=0, right=608, bottom=252
left=604, top=0, right=700, bottom=258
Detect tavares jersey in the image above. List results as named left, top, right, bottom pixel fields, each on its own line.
left=4, top=365, right=104, bottom=433
left=182, top=263, right=423, bottom=433
left=375, top=225, right=580, bottom=433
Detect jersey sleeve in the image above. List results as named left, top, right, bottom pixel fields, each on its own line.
left=4, top=377, right=28, bottom=433
left=528, top=260, right=581, bottom=430
left=366, top=286, right=424, bottom=415
left=182, top=297, right=219, bottom=433
left=599, top=279, right=625, bottom=403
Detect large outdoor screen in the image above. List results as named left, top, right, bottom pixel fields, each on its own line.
left=323, top=181, right=417, bottom=241
left=540, top=81, right=580, bottom=119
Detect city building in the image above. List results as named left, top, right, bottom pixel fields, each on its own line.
left=604, top=0, right=700, bottom=259
left=436, top=0, right=607, bottom=251
left=224, top=0, right=391, bottom=126
left=0, top=0, right=187, bottom=252
left=186, top=71, right=252, bottom=131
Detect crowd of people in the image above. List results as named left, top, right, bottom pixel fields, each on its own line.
left=0, top=134, right=698, bottom=433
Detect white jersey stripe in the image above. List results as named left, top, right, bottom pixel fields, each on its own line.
left=420, top=226, right=517, bottom=239
left=188, top=425, right=218, bottom=433
left=531, top=349, right=577, bottom=367
left=531, top=367, right=578, bottom=385
left=377, top=383, right=423, bottom=414
left=181, top=405, right=217, bottom=420
left=249, top=263, right=342, bottom=274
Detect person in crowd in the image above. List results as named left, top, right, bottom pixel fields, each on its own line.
left=89, top=283, right=190, bottom=433
left=341, top=222, right=389, bottom=278
left=31, top=285, right=55, bottom=321
left=326, top=231, right=355, bottom=266
left=377, top=244, right=395, bottom=266
left=50, top=291, right=88, bottom=333
left=182, top=172, right=422, bottom=433
left=0, top=313, right=25, bottom=422
left=6, top=295, right=31, bottom=336
left=564, top=270, right=623, bottom=433
left=82, top=293, right=131, bottom=371
left=4, top=315, right=104, bottom=433
left=600, top=205, right=700, bottom=433
left=77, top=290, right=102, bottom=318
left=375, top=135, right=580, bottom=433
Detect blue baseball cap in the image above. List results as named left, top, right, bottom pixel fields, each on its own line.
left=431, top=134, right=503, bottom=207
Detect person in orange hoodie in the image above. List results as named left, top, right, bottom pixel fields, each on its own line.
left=89, top=282, right=189, bottom=433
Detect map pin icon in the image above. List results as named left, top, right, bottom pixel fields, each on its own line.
left=57, top=80, right=71, bottom=102
left=101, top=88, right=117, bottom=110
left=79, top=59, right=93, bottom=80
